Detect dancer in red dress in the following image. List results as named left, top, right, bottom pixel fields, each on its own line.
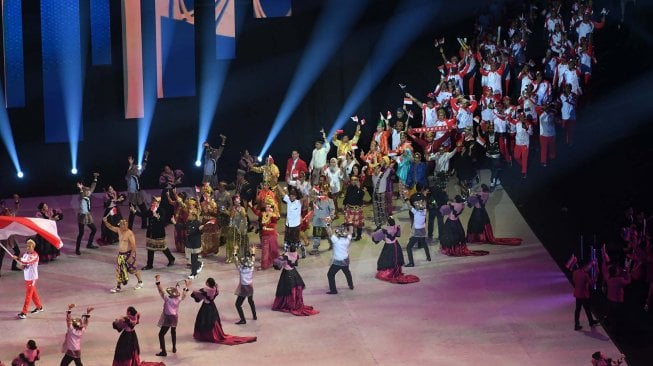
left=191, top=278, right=257, bottom=344
left=371, top=217, right=419, bottom=284
left=466, top=184, right=522, bottom=245
left=271, top=245, right=319, bottom=316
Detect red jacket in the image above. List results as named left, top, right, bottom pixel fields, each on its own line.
left=285, top=158, right=308, bottom=181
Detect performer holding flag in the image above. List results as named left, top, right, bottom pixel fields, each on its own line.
left=12, top=239, right=44, bottom=319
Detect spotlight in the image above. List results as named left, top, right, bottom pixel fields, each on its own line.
left=17, top=171, right=24, bottom=178
left=257, top=155, right=263, bottom=163
left=71, top=168, right=78, bottom=175
left=195, top=160, right=202, bottom=167
left=328, top=0, right=442, bottom=136
left=258, top=0, right=369, bottom=157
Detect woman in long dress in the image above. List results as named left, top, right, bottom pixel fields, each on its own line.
left=191, top=277, right=257, bottom=345
left=440, top=195, right=489, bottom=256
left=466, top=184, right=522, bottom=245
left=271, top=245, right=319, bottom=316
left=371, top=217, right=419, bottom=284
left=112, top=306, right=140, bottom=366
left=34, top=202, right=62, bottom=262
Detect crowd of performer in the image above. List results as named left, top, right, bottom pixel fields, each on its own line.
left=0, top=0, right=634, bottom=364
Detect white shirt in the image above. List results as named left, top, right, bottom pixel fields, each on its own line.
left=309, top=142, right=330, bottom=170
left=239, top=266, right=254, bottom=286
left=371, top=169, right=392, bottom=194
left=21, top=252, right=39, bottom=281
left=485, top=70, right=503, bottom=95
left=456, top=108, right=474, bottom=130
left=283, top=195, right=302, bottom=227
left=330, top=234, right=351, bottom=262
left=514, top=123, right=533, bottom=146
left=493, top=114, right=508, bottom=133
left=562, top=68, right=582, bottom=95
left=391, top=129, right=402, bottom=151
left=325, top=167, right=343, bottom=193
left=422, top=106, right=438, bottom=127
left=533, top=80, right=551, bottom=105
left=410, top=208, right=427, bottom=229
left=539, top=112, right=556, bottom=137
left=289, top=180, right=311, bottom=197
left=434, top=150, right=456, bottom=172
left=576, top=21, right=595, bottom=42
left=560, top=93, right=577, bottom=120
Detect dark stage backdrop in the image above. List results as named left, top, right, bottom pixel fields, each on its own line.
left=0, top=0, right=482, bottom=198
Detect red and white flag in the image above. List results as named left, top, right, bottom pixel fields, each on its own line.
left=350, top=116, right=359, bottom=123
left=360, top=118, right=366, bottom=125
left=386, top=111, right=392, bottom=119
left=0, top=217, right=63, bottom=249
left=407, top=110, right=415, bottom=119
left=403, top=97, right=413, bottom=105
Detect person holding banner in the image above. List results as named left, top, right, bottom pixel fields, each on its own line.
left=103, top=215, right=144, bottom=293
left=13, top=239, right=43, bottom=319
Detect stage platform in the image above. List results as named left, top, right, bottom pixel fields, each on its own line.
left=0, top=171, right=625, bottom=365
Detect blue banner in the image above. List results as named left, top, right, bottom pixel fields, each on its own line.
left=40, top=0, right=83, bottom=143
left=2, top=0, right=26, bottom=107
left=90, top=0, right=112, bottom=65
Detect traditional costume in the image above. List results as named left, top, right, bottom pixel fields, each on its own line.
left=440, top=199, right=489, bottom=256
left=371, top=222, right=419, bottom=284
left=191, top=281, right=257, bottom=344
left=137, top=198, right=176, bottom=270
left=112, top=309, right=140, bottom=366
left=271, top=250, right=319, bottom=316
left=466, top=190, right=522, bottom=245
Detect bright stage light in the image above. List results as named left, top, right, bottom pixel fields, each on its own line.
left=17, top=171, right=24, bottom=178
left=71, top=168, right=78, bottom=175
left=257, top=155, right=263, bottom=163
left=195, top=160, right=202, bottom=167
left=328, top=0, right=442, bottom=136
left=1, top=82, right=24, bottom=180
left=196, top=2, right=246, bottom=166
left=258, top=0, right=369, bottom=157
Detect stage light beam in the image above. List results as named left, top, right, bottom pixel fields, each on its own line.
left=17, top=171, right=24, bottom=178
left=195, top=160, right=202, bottom=167
left=0, top=89, right=23, bottom=177
left=71, top=168, right=78, bottom=175
left=258, top=0, right=369, bottom=157
left=328, top=0, right=442, bottom=137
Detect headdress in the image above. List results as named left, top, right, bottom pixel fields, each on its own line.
left=166, top=286, right=180, bottom=298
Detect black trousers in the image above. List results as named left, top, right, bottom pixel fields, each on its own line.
left=235, top=295, right=256, bottom=320
left=427, top=209, right=444, bottom=239
left=407, top=236, right=431, bottom=264
left=75, top=223, right=97, bottom=251
left=159, top=326, right=177, bottom=352
left=327, top=264, right=353, bottom=293
left=145, top=249, right=175, bottom=268
left=60, top=354, right=83, bottom=366
left=189, top=252, right=201, bottom=275
left=128, top=202, right=148, bottom=229
left=574, top=298, right=595, bottom=325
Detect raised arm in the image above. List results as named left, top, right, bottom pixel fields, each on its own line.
left=102, top=216, right=120, bottom=233
left=155, top=274, right=166, bottom=300
left=405, top=92, right=424, bottom=109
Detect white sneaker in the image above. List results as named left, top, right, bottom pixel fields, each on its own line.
left=110, top=287, right=122, bottom=293
left=188, top=274, right=197, bottom=279
left=134, top=282, right=143, bottom=290
left=197, top=262, right=204, bottom=273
